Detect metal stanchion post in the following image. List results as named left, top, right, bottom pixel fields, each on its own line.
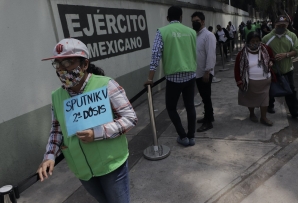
left=236, top=32, right=241, bottom=52
left=219, top=43, right=229, bottom=71
left=143, top=85, right=170, bottom=160
left=0, top=185, right=17, bottom=203
left=229, top=40, right=235, bottom=61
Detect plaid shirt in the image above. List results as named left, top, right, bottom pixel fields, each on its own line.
left=150, top=21, right=196, bottom=83
left=44, top=74, right=138, bottom=161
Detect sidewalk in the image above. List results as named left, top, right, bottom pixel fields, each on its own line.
left=18, top=52, right=298, bottom=203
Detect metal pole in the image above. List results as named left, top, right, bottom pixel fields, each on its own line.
left=239, top=32, right=241, bottom=49
left=229, top=40, right=235, bottom=61
left=0, top=185, right=17, bottom=203
left=148, top=85, right=158, bottom=146
left=143, top=85, right=170, bottom=161
left=219, top=43, right=229, bottom=71
left=237, top=32, right=240, bottom=52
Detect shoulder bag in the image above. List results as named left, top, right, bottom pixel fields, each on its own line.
left=269, top=64, right=292, bottom=97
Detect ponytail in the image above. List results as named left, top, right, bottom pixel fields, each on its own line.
left=87, top=62, right=105, bottom=76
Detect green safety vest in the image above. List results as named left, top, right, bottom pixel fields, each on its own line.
left=52, top=75, right=128, bottom=180
left=255, top=23, right=261, bottom=29
left=244, top=25, right=256, bottom=41
left=159, top=22, right=197, bottom=75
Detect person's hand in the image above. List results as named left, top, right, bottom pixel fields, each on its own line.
left=203, top=72, right=210, bottom=83
left=275, top=53, right=287, bottom=61
left=76, top=129, right=94, bottom=143
left=37, top=159, right=55, bottom=182
left=238, top=84, right=244, bottom=91
left=269, top=61, right=273, bottom=67
left=144, top=80, right=153, bottom=87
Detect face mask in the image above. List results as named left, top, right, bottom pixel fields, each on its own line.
left=192, top=21, right=201, bottom=31
left=248, top=43, right=260, bottom=50
left=275, top=27, right=286, bottom=35
left=56, top=66, right=85, bottom=89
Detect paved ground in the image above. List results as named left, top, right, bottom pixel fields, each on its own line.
left=18, top=50, right=298, bottom=203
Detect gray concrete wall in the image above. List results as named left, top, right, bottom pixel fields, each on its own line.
left=0, top=0, right=250, bottom=186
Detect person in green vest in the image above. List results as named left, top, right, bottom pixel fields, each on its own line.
left=262, top=15, right=298, bottom=118
left=144, top=6, right=197, bottom=146
left=255, top=21, right=261, bottom=29
left=37, top=38, right=138, bottom=203
left=244, top=20, right=256, bottom=42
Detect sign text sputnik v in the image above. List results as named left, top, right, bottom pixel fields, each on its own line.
left=57, top=4, right=150, bottom=61
left=63, top=86, right=113, bottom=136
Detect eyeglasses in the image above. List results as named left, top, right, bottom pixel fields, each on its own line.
left=52, top=59, right=79, bottom=70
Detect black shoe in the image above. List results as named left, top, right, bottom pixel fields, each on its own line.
left=197, top=122, right=213, bottom=132
left=197, top=118, right=214, bottom=123
left=267, top=107, right=275, bottom=114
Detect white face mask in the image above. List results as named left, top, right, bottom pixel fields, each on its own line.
left=56, top=66, right=85, bottom=89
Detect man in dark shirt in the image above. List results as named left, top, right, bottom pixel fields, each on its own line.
left=261, top=21, right=271, bottom=37
left=239, top=22, right=245, bottom=41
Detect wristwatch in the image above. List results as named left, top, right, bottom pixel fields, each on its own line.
left=286, top=53, right=289, bottom=58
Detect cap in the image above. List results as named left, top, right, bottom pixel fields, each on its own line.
left=42, top=38, right=89, bottom=61
left=275, top=15, right=289, bottom=25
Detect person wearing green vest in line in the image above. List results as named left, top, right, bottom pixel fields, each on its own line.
left=144, top=6, right=197, bottom=147
left=244, top=20, right=256, bottom=42
left=37, top=38, right=138, bottom=203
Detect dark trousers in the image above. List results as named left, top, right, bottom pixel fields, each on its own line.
left=166, top=78, right=196, bottom=139
left=229, top=38, right=235, bottom=50
left=196, top=75, right=214, bottom=122
left=269, top=70, right=298, bottom=116
left=219, top=41, right=228, bottom=58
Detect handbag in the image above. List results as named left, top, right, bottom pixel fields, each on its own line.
left=269, top=64, right=292, bottom=97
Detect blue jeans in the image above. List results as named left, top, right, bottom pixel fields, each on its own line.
left=80, top=160, right=130, bottom=203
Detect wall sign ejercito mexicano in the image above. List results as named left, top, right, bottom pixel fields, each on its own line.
left=58, top=4, right=150, bottom=61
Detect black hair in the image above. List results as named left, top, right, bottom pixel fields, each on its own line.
left=87, top=63, right=105, bottom=76
left=208, top=26, right=213, bottom=31
left=167, top=6, right=182, bottom=21
left=246, top=31, right=261, bottom=44
left=191, top=11, right=205, bottom=21
left=79, top=57, right=105, bottom=76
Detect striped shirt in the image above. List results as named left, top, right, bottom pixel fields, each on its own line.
left=44, top=74, right=138, bottom=161
left=150, top=21, right=196, bottom=83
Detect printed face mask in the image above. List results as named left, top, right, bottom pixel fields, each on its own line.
left=248, top=43, right=260, bottom=50
left=275, top=27, right=286, bottom=35
left=56, top=66, right=85, bottom=89
left=192, top=21, right=201, bottom=31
